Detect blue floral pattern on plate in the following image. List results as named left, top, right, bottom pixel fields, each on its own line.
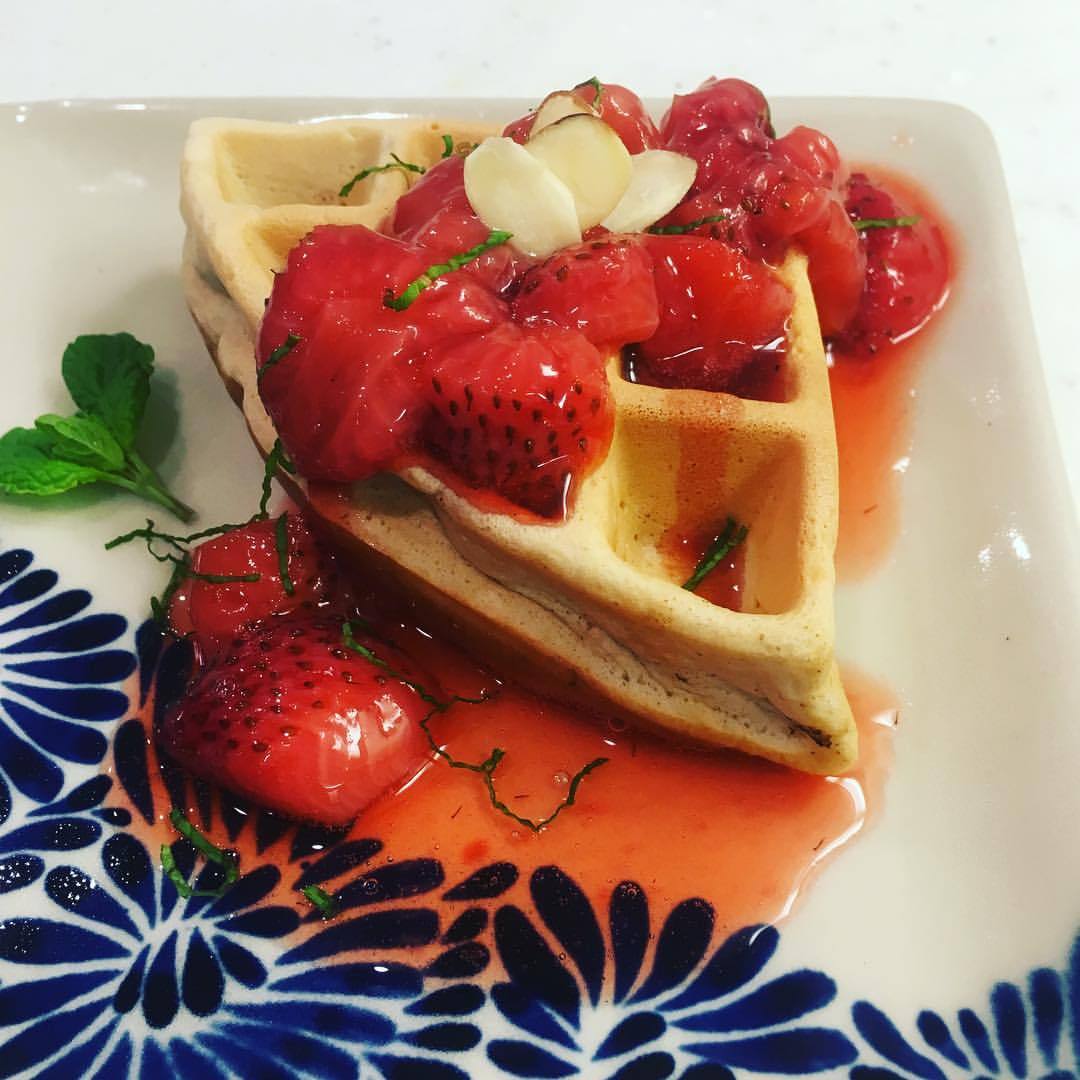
left=1, top=540, right=1078, bottom=1079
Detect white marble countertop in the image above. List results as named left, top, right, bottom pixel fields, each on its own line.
left=5, top=0, right=1078, bottom=519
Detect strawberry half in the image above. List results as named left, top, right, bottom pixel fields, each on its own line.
left=158, top=618, right=432, bottom=826
left=422, top=322, right=613, bottom=519
left=169, top=513, right=347, bottom=663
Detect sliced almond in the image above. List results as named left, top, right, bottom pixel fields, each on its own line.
left=525, top=113, right=632, bottom=230
left=601, top=150, right=698, bottom=233
left=463, top=136, right=581, bottom=257
left=532, top=90, right=597, bottom=135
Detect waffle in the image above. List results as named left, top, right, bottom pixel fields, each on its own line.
left=180, top=114, right=856, bottom=774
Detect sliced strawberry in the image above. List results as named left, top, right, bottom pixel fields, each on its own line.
left=258, top=225, right=507, bottom=481
left=631, top=235, right=792, bottom=391
left=422, top=322, right=613, bottom=519
left=169, top=513, right=346, bottom=663
left=158, top=618, right=432, bottom=826
left=388, top=156, right=529, bottom=295
left=512, top=236, right=659, bottom=349
left=832, top=173, right=950, bottom=356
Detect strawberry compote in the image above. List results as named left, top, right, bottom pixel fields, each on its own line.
left=256, top=76, right=951, bottom=523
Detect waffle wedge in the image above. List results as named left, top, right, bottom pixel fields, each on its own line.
left=180, top=115, right=856, bottom=774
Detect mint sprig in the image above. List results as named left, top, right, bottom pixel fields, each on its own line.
left=0, top=333, right=193, bottom=521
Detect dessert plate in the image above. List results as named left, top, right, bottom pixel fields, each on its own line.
left=0, top=97, right=1078, bottom=1080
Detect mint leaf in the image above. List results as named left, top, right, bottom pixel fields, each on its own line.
left=35, top=413, right=125, bottom=471
left=0, top=427, right=105, bottom=495
left=61, top=332, right=154, bottom=449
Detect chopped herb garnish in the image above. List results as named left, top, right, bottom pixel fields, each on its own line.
left=384, top=230, right=512, bottom=312
left=257, top=333, right=300, bottom=383
left=341, top=622, right=607, bottom=831
left=274, top=511, right=294, bottom=596
left=580, top=76, right=603, bottom=106
left=302, top=885, right=338, bottom=919
left=108, top=517, right=259, bottom=623
left=440, top=134, right=454, bottom=158
left=339, top=154, right=426, bottom=197
left=851, top=215, right=920, bottom=232
left=0, top=333, right=194, bottom=522
left=683, top=517, right=748, bottom=592
left=649, top=213, right=730, bottom=236
left=259, top=437, right=294, bottom=518
left=150, top=556, right=192, bottom=626
left=108, top=437, right=293, bottom=623
left=161, top=809, right=240, bottom=899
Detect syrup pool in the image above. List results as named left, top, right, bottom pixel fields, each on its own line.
left=112, top=626, right=894, bottom=938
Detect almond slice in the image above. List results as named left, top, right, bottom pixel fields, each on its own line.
left=532, top=90, right=597, bottom=135
left=524, top=114, right=632, bottom=231
left=601, top=150, right=698, bottom=233
left=463, top=136, right=581, bottom=258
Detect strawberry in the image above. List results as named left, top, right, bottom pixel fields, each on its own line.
left=797, top=198, right=866, bottom=338
left=503, top=82, right=660, bottom=155
left=511, top=236, right=659, bottom=350
left=831, top=173, right=949, bottom=356
left=258, top=225, right=507, bottom=482
left=584, top=81, right=662, bottom=155
left=169, top=513, right=347, bottom=663
left=422, top=321, right=613, bottom=519
left=631, top=235, right=792, bottom=392
left=158, top=618, right=432, bottom=826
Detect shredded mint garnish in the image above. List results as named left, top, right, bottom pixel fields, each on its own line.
left=161, top=809, right=240, bottom=899
left=649, top=213, right=730, bottom=236
left=341, top=622, right=608, bottom=832
left=581, top=76, right=603, bottom=106
left=340, top=154, right=426, bottom=197
left=383, top=230, right=512, bottom=312
left=851, top=215, right=920, bottom=232
left=107, top=437, right=294, bottom=623
left=258, top=333, right=300, bottom=383
left=302, top=885, right=338, bottom=919
left=682, top=517, right=748, bottom=592
left=274, top=511, right=294, bottom=596
left=0, top=333, right=194, bottom=521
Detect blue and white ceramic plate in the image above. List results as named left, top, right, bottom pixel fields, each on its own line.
left=1, top=98, right=1078, bottom=1079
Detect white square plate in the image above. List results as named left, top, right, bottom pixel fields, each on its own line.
left=0, top=98, right=1078, bottom=1080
